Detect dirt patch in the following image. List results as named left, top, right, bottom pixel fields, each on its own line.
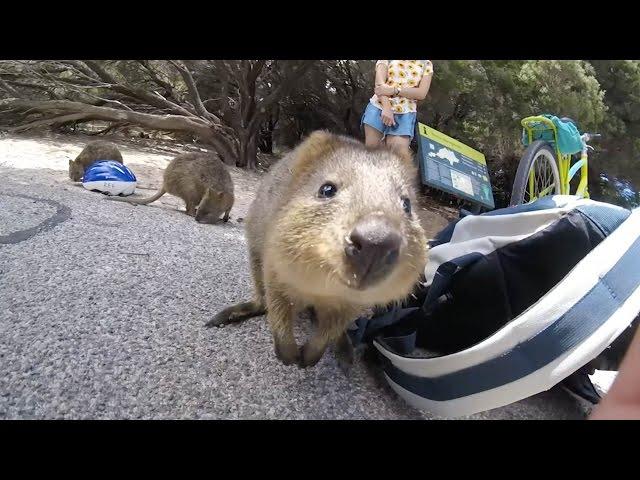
left=415, top=193, right=458, bottom=239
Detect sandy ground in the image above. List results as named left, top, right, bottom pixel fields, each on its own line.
left=0, top=132, right=591, bottom=419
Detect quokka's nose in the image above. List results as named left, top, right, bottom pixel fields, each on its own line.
left=345, top=216, right=401, bottom=286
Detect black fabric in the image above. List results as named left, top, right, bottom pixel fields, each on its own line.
left=349, top=307, right=418, bottom=347
left=561, top=371, right=602, bottom=405
left=348, top=279, right=427, bottom=348
left=381, top=330, right=418, bottom=355
left=415, top=210, right=607, bottom=354
left=422, top=253, right=484, bottom=309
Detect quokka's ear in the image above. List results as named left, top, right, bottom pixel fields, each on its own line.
left=289, top=130, right=347, bottom=180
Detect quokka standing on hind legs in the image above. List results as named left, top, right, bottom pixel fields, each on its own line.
left=207, top=131, right=428, bottom=369
left=69, top=140, right=123, bottom=181
left=109, top=152, right=234, bottom=224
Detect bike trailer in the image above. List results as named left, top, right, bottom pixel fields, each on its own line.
left=349, top=195, right=640, bottom=417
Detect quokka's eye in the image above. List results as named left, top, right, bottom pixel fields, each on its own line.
left=401, top=197, right=411, bottom=215
left=318, top=182, right=338, bottom=198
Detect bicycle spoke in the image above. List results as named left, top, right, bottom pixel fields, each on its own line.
left=514, top=140, right=563, bottom=206
left=527, top=151, right=558, bottom=203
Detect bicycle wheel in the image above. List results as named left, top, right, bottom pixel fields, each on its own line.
left=510, top=140, right=562, bottom=206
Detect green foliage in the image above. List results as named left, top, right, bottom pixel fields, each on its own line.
left=2, top=59, right=639, bottom=206
left=517, top=60, right=606, bottom=129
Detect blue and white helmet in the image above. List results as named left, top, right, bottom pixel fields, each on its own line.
left=82, top=160, right=137, bottom=196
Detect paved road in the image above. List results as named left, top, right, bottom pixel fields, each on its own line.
left=0, top=135, right=586, bottom=419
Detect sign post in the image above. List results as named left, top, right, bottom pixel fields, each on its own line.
left=416, top=123, right=495, bottom=211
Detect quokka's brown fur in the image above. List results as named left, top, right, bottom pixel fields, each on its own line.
left=109, top=152, right=234, bottom=224
left=69, top=140, right=124, bottom=181
left=208, top=131, right=428, bottom=369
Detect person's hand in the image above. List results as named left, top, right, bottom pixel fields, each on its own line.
left=381, top=107, right=396, bottom=127
left=375, top=84, right=396, bottom=97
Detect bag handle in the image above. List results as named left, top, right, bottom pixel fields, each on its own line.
left=422, top=252, right=484, bottom=311
left=348, top=307, right=418, bottom=347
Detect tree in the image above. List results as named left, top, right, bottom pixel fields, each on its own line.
left=517, top=60, right=606, bottom=128
left=272, top=60, right=374, bottom=149
left=589, top=60, right=640, bottom=185
left=0, top=60, right=312, bottom=169
left=1, top=59, right=638, bottom=207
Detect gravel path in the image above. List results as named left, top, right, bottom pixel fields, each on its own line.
left=0, top=133, right=585, bottom=419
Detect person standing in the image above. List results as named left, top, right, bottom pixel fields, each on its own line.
left=362, top=60, right=434, bottom=151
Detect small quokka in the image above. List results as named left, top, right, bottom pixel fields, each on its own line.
left=69, top=140, right=123, bottom=181
left=109, top=152, right=234, bottom=224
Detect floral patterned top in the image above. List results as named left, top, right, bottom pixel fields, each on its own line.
left=370, top=60, right=434, bottom=114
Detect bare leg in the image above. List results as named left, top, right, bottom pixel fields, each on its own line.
left=364, top=124, right=384, bottom=147
left=591, top=325, right=640, bottom=419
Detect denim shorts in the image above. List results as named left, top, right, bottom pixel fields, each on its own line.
left=361, top=102, right=417, bottom=140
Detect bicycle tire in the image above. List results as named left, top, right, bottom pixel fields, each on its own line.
left=510, top=140, right=562, bottom=206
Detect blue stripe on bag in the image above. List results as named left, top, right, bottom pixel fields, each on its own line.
left=382, top=235, right=640, bottom=401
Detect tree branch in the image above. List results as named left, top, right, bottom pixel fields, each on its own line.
left=168, top=60, right=220, bottom=123
left=3, top=99, right=207, bottom=136
left=1, top=98, right=238, bottom=164
left=247, top=61, right=312, bottom=134
left=11, top=113, right=90, bottom=132
left=82, top=60, right=199, bottom=119
left=136, top=60, right=176, bottom=97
